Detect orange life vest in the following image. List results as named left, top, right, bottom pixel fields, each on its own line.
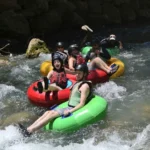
left=50, top=70, right=68, bottom=89
left=76, top=54, right=85, bottom=65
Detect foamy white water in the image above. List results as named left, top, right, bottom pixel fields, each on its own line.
left=0, top=42, right=150, bottom=150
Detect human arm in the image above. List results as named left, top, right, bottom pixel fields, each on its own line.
left=47, top=70, right=53, bottom=79
left=79, top=25, right=93, bottom=49
left=68, top=57, right=75, bottom=71
left=63, top=83, right=90, bottom=116
left=64, top=67, right=76, bottom=74
left=100, top=38, right=109, bottom=48
left=119, top=41, right=123, bottom=49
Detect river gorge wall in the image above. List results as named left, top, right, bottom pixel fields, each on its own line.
left=0, top=0, right=150, bottom=53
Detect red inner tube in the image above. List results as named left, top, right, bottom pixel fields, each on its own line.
left=66, top=69, right=109, bottom=85
left=27, top=79, right=76, bottom=108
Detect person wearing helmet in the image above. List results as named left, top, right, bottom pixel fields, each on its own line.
left=18, top=64, right=92, bottom=137
left=68, top=43, right=118, bottom=75
left=68, top=44, right=85, bottom=71
left=85, top=38, right=111, bottom=62
left=37, top=55, right=68, bottom=93
left=55, top=42, right=68, bottom=66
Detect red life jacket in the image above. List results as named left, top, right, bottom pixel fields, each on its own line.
left=76, top=54, right=85, bottom=65
left=50, top=70, right=68, bottom=89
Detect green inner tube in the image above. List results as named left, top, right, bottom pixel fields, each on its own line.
left=81, top=46, right=120, bottom=57
left=106, top=46, right=120, bottom=56
left=44, top=95, right=107, bottom=132
left=81, top=46, right=92, bottom=55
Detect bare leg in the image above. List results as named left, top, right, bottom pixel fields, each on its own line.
left=43, top=83, right=62, bottom=92
left=27, top=110, right=60, bottom=133
left=90, top=57, right=111, bottom=73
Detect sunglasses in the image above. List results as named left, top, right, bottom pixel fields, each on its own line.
left=57, top=46, right=64, bottom=48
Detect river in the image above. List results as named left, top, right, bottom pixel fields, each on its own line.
left=0, top=37, right=150, bottom=149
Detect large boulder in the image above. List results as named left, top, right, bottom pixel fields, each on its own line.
left=0, top=111, right=38, bottom=128
left=0, top=0, right=20, bottom=13
left=102, top=3, right=122, bottom=24
left=138, top=9, right=150, bottom=19
left=120, top=4, right=136, bottom=21
left=72, top=1, right=88, bottom=18
left=87, top=0, right=103, bottom=13
left=17, top=0, right=49, bottom=17
left=139, top=0, right=150, bottom=9
left=130, top=0, right=140, bottom=11
left=71, top=12, right=85, bottom=27
left=0, top=58, right=10, bottom=66
left=54, top=0, right=75, bottom=27
left=0, top=10, right=31, bottom=38
left=30, top=10, right=62, bottom=35
left=88, top=14, right=106, bottom=27
left=114, top=0, right=130, bottom=6
left=26, top=38, right=50, bottom=58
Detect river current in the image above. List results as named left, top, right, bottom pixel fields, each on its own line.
left=0, top=40, right=150, bottom=150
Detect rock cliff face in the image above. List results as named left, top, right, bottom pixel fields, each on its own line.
left=0, top=0, right=150, bottom=53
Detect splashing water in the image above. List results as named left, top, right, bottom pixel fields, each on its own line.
left=0, top=40, right=150, bottom=149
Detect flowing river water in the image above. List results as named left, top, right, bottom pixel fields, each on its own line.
left=0, top=36, right=150, bottom=149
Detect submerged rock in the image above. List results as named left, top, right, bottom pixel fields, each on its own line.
left=0, top=56, right=10, bottom=66
left=26, top=38, right=50, bottom=58
left=0, top=111, right=38, bottom=128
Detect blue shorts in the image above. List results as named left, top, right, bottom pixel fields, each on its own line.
left=54, top=107, right=73, bottom=116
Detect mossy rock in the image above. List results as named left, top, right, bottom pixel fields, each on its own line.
left=26, top=38, right=50, bottom=58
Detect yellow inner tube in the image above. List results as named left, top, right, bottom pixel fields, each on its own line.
left=40, top=58, right=125, bottom=79
left=40, top=61, right=53, bottom=76
left=107, top=58, right=125, bottom=79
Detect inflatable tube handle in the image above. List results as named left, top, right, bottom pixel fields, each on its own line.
left=110, top=63, right=116, bottom=68
left=61, top=113, right=72, bottom=119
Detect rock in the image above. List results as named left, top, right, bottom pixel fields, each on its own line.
left=54, top=1, right=75, bottom=27
left=0, top=59, right=10, bottom=66
left=0, top=0, right=19, bottom=13
left=72, top=12, right=85, bottom=27
left=17, top=0, right=49, bottom=15
left=114, top=0, right=130, bottom=6
left=0, top=10, right=31, bottom=38
left=120, top=4, right=136, bottom=21
left=72, top=1, right=88, bottom=18
left=87, top=0, right=103, bottom=14
left=103, top=3, right=121, bottom=24
left=139, top=0, right=150, bottom=9
left=30, top=10, right=62, bottom=35
left=130, top=0, right=140, bottom=11
left=26, top=38, right=50, bottom=58
left=88, top=14, right=106, bottom=27
left=1, top=111, right=38, bottom=128
left=138, top=9, right=150, bottom=18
